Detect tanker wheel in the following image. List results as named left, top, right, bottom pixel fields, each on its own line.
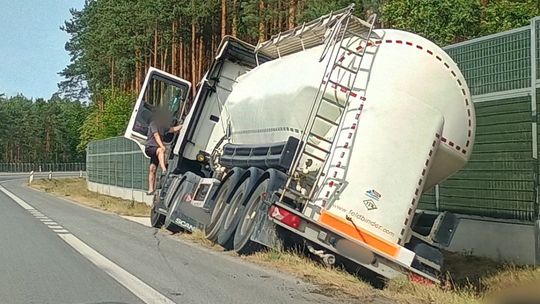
left=233, top=179, right=270, bottom=254
left=216, top=178, right=252, bottom=250
left=205, top=169, right=244, bottom=242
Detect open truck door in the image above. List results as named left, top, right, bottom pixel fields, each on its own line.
left=125, top=67, right=191, bottom=153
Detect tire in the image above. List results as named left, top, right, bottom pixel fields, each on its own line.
left=217, top=168, right=263, bottom=250
left=205, top=169, right=245, bottom=242
left=233, top=179, right=270, bottom=254
left=150, top=203, right=165, bottom=228
left=233, top=170, right=286, bottom=255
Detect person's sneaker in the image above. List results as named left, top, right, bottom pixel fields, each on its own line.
left=146, top=190, right=155, bottom=196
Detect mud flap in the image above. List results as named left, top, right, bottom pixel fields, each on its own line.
left=250, top=198, right=281, bottom=248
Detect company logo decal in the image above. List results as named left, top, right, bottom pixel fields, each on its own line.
left=363, top=199, right=378, bottom=211
left=365, top=189, right=381, bottom=201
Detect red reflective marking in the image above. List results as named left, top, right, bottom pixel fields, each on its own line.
left=386, top=39, right=393, bottom=43
left=329, top=181, right=334, bottom=187
left=396, top=40, right=403, bottom=44
left=416, top=45, right=423, bottom=50
left=406, top=41, right=413, bottom=46
left=350, top=92, right=357, bottom=97
left=427, top=50, right=433, bottom=55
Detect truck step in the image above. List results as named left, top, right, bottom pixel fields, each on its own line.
left=308, top=132, right=334, bottom=145
left=334, top=63, right=357, bottom=74
left=321, top=96, right=346, bottom=109
left=340, top=46, right=364, bottom=57
left=305, top=141, right=331, bottom=154
left=315, top=114, right=339, bottom=126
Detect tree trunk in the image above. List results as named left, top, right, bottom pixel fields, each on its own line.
left=153, top=25, right=158, bottom=68
left=191, top=20, right=196, bottom=95
left=221, top=0, right=227, bottom=38
left=232, top=0, right=238, bottom=36
left=288, top=0, right=296, bottom=29
left=259, top=0, right=266, bottom=41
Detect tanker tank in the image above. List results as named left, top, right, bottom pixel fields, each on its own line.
left=221, top=29, right=476, bottom=243
left=224, top=29, right=475, bottom=190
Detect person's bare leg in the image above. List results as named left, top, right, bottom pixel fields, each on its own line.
left=148, top=164, right=157, bottom=193
left=157, top=147, right=167, bottom=172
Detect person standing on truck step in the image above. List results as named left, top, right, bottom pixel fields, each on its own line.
left=145, top=108, right=182, bottom=195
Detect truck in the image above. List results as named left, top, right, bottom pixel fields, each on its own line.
left=124, top=5, right=475, bottom=284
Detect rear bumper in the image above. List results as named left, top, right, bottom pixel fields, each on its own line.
left=269, top=202, right=440, bottom=283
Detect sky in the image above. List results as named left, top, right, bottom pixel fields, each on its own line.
left=0, top=0, right=85, bottom=99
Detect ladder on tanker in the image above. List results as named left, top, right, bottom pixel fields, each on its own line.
left=279, top=12, right=378, bottom=211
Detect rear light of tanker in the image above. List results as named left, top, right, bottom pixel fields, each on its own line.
left=269, top=205, right=301, bottom=229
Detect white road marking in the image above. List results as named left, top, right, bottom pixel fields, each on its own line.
left=59, top=234, right=175, bottom=304
left=0, top=185, right=34, bottom=210
left=48, top=225, right=63, bottom=229
left=0, top=185, right=175, bottom=304
left=44, top=221, right=58, bottom=225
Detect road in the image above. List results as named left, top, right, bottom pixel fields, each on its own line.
left=0, top=173, right=337, bottom=304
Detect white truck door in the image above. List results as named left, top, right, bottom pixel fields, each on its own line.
left=124, top=67, right=191, bottom=153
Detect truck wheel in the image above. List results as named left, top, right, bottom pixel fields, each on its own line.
left=217, top=168, right=263, bottom=249
left=205, top=169, right=245, bottom=242
left=150, top=204, right=165, bottom=228
left=233, top=179, right=270, bottom=254
left=150, top=193, right=165, bottom=228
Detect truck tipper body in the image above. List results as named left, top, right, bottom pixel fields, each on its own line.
left=125, top=5, right=476, bottom=283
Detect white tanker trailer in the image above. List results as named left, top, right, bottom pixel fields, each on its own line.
left=125, top=5, right=475, bottom=283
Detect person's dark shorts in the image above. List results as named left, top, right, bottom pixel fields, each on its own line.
left=145, top=146, right=159, bottom=166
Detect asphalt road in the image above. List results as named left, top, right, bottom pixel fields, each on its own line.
left=0, top=173, right=337, bottom=304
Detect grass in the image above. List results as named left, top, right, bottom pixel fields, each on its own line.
left=181, top=231, right=540, bottom=304
left=28, top=178, right=540, bottom=303
left=30, top=178, right=150, bottom=216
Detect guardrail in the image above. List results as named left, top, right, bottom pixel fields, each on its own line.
left=0, top=163, right=86, bottom=173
